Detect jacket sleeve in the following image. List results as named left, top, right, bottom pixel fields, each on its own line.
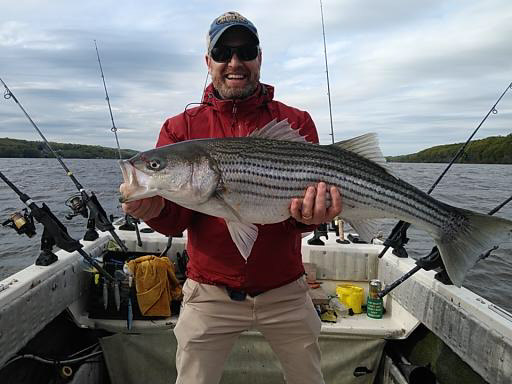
left=286, top=111, right=319, bottom=233
left=145, top=117, right=196, bottom=235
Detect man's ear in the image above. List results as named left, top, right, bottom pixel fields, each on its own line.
left=205, top=54, right=211, bottom=72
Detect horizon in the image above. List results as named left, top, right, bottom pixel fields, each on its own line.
left=1, top=1, right=511, bottom=156
left=1, top=131, right=510, bottom=159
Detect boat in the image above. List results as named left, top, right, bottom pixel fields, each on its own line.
left=2, top=3, right=512, bottom=381
left=1, top=217, right=510, bottom=384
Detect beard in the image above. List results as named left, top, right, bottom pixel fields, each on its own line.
left=212, top=71, right=260, bottom=100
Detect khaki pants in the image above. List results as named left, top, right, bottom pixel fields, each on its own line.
left=174, top=277, right=324, bottom=384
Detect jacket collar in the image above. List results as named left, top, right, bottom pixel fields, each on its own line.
left=202, top=82, right=274, bottom=113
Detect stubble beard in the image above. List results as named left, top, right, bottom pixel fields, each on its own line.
left=213, top=71, right=260, bottom=100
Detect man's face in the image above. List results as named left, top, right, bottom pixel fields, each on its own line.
left=206, top=27, right=262, bottom=100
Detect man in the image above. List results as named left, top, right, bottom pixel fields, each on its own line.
left=121, top=11, right=341, bottom=384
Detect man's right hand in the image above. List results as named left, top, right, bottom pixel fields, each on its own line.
left=120, top=183, right=165, bottom=221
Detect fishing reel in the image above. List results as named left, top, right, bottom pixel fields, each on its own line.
left=2, top=208, right=36, bottom=238
left=65, top=193, right=88, bottom=220
left=64, top=192, right=99, bottom=241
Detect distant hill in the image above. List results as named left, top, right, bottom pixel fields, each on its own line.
left=0, top=138, right=138, bottom=159
left=387, top=134, right=512, bottom=164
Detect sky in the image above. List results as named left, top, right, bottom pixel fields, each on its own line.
left=1, top=0, right=511, bottom=156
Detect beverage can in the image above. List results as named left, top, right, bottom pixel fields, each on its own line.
left=367, top=280, right=383, bottom=319
left=369, top=279, right=382, bottom=299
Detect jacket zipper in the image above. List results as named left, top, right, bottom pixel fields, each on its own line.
left=231, top=101, right=238, bottom=133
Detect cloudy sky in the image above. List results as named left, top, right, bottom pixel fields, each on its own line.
left=1, top=0, right=511, bottom=155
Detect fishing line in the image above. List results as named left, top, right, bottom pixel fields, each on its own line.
left=186, top=70, right=214, bottom=117
left=94, top=40, right=142, bottom=247
left=0, top=77, right=128, bottom=252
left=202, top=71, right=210, bottom=98
left=378, top=80, right=512, bottom=259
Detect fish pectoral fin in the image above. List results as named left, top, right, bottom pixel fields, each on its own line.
left=226, top=220, right=259, bottom=260
left=214, top=193, right=259, bottom=259
left=346, top=219, right=379, bottom=243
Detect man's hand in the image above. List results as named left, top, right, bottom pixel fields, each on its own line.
left=120, top=183, right=165, bottom=221
left=290, top=182, right=342, bottom=225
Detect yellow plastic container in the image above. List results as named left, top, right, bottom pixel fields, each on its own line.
left=336, top=285, right=352, bottom=307
left=348, top=286, right=363, bottom=314
left=336, top=284, right=364, bottom=314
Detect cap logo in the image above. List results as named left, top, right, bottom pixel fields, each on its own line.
left=216, top=12, right=249, bottom=25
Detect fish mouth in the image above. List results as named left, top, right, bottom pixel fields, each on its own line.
left=118, top=160, right=158, bottom=203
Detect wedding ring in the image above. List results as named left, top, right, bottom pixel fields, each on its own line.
left=302, top=213, right=313, bottom=220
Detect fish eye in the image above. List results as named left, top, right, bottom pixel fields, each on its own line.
left=147, top=159, right=161, bottom=170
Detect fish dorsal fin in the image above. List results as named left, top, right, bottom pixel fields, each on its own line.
left=333, top=133, right=389, bottom=171
left=249, top=118, right=308, bottom=143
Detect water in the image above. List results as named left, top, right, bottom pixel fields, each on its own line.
left=0, top=159, right=511, bottom=312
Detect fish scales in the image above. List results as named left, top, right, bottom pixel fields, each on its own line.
left=216, top=151, right=448, bottom=227
left=207, top=138, right=453, bottom=229
left=212, top=138, right=447, bottom=214
left=221, top=164, right=446, bottom=228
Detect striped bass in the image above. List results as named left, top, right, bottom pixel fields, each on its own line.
left=119, top=119, right=512, bottom=286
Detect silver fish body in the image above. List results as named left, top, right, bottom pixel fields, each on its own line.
left=120, top=120, right=512, bottom=286
left=205, top=138, right=454, bottom=229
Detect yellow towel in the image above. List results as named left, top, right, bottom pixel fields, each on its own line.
left=126, top=255, right=182, bottom=316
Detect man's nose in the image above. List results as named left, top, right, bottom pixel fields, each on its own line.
left=228, top=52, right=242, bottom=66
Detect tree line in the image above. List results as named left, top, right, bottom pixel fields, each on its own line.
left=0, top=138, right=138, bottom=159
left=387, top=134, right=512, bottom=164
left=2, top=134, right=511, bottom=163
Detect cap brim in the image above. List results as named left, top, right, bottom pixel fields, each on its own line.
left=209, top=24, right=259, bottom=52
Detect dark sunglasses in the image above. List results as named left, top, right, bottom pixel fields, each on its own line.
left=210, top=44, right=259, bottom=63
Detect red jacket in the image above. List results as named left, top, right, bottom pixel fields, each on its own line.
left=146, top=83, right=318, bottom=293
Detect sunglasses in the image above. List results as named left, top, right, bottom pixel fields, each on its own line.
left=210, top=44, right=259, bottom=63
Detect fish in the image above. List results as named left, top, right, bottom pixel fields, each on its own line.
left=119, top=119, right=512, bottom=286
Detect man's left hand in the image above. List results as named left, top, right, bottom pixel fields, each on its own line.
left=290, top=182, right=342, bottom=225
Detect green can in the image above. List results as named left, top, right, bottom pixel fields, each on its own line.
left=367, top=280, right=383, bottom=319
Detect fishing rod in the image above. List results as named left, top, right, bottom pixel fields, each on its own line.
left=378, top=80, right=512, bottom=260
left=93, top=40, right=142, bottom=247
left=202, top=72, right=210, bottom=98
left=0, top=77, right=128, bottom=252
left=94, top=40, right=122, bottom=160
left=319, top=0, right=335, bottom=144
left=378, top=192, right=512, bottom=298
left=0, top=169, right=114, bottom=282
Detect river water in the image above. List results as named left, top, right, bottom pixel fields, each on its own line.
left=0, top=159, right=511, bottom=312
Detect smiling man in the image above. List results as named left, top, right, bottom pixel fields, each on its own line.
left=121, top=11, right=341, bottom=384
left=207, top=17, right=261, bottom=99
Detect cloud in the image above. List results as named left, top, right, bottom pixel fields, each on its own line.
left=0, top=0, right=510, bottom=155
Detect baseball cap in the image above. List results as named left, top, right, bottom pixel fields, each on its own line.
left=207, top=11, right=259, bottom=53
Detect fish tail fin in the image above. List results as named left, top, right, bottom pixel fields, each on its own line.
left=434, top=209, right=512, bottom=287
